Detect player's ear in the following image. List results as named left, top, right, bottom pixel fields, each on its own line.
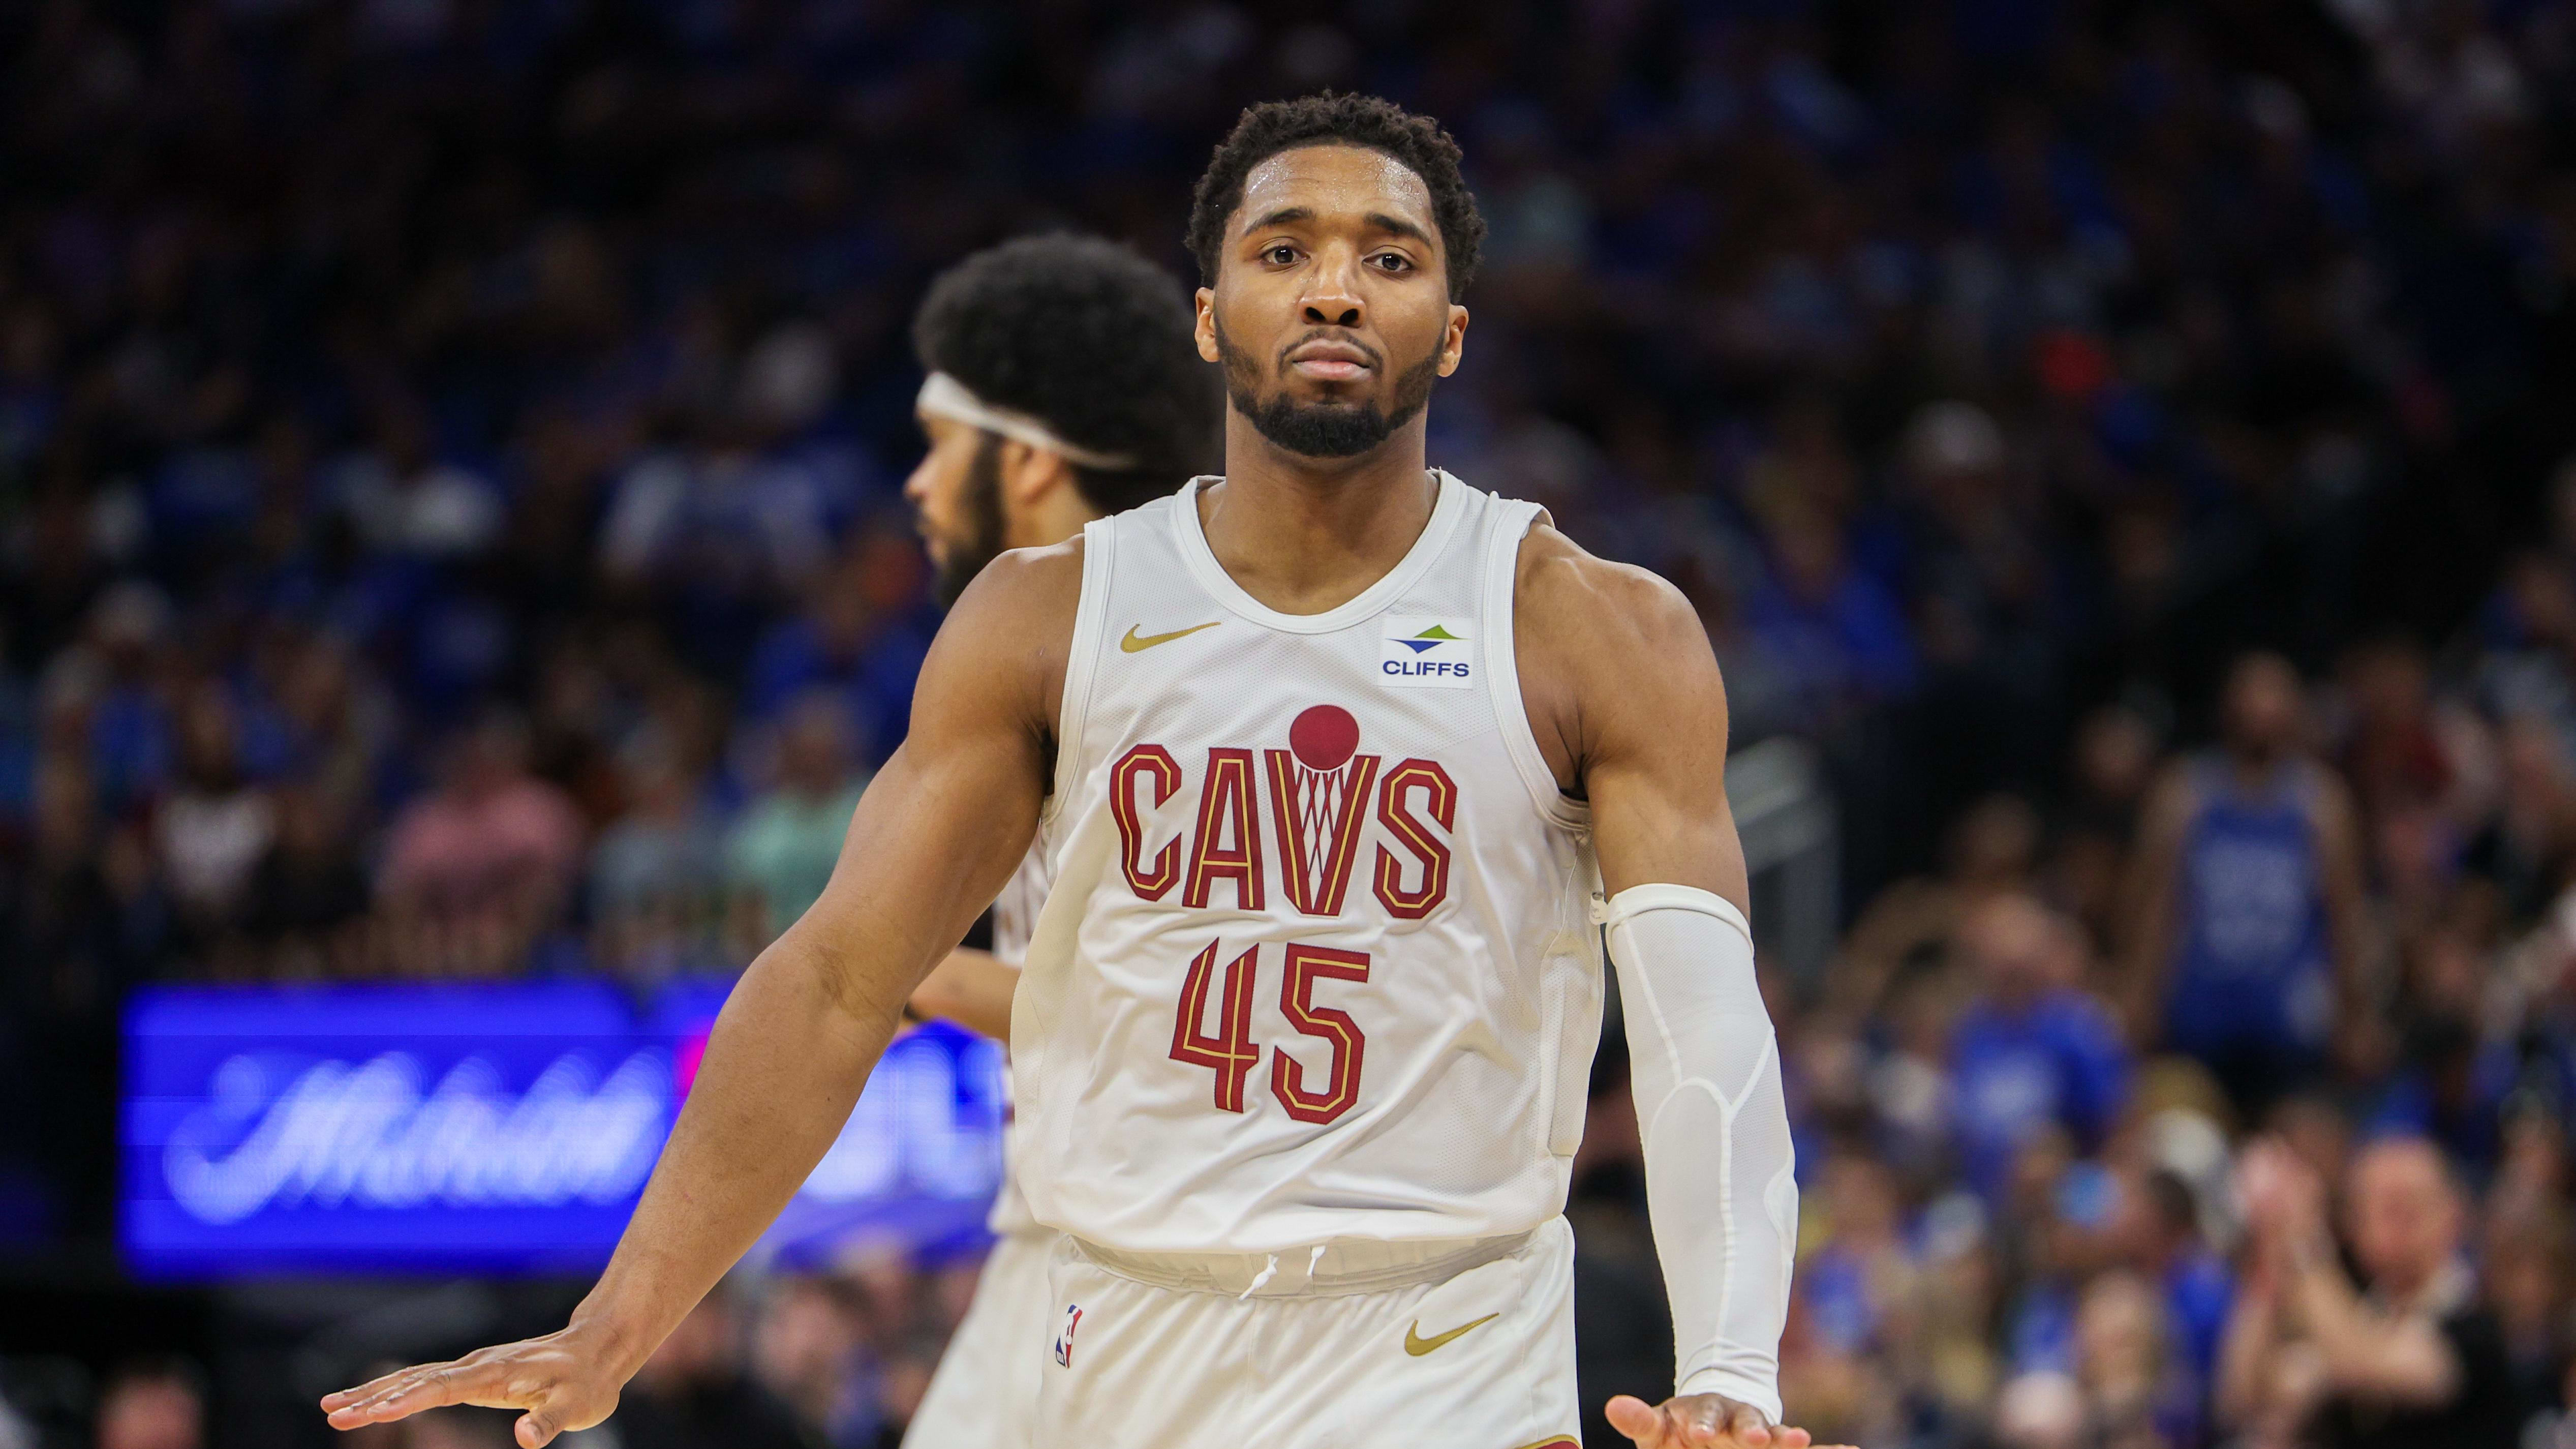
left=1437, top=303, right=1469, bottom=378
left=1194, top=287, right=1222, bottom=364
left=996, top=439, right=1071, bottom=512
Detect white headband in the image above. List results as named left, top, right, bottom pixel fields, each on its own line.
left=916, top=371, right=1137, bottom=471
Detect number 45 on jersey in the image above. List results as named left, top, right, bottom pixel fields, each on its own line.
left=1120, top=705, right=1457, bottom=1129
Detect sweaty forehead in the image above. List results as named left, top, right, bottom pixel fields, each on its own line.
left=1236, top=144, right=1438, bottom=243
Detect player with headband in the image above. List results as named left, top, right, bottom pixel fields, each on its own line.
left=327, top=95, right=1823, bottom=1449
left=904, top=232, right=1219, bottom=1449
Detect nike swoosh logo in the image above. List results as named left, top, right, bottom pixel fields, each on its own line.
left=1120, top=621, right=1220, bottom=653
left=1403, top=1313, right=1499, bottom=1356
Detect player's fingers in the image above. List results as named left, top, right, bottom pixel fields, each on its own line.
left=1604, top=1394, right=1671, bottom=1446
left=324, top=1363, right=455, bottom=1426
left=326, top=1360, right=506, bottom=1428
left=324, top=1361, right=450, bottom=1423
left=1726, top=1401, right=1774, bottom=1446
left=321, top=1360, right=449, bottom=1414
left=515, top=1406, right=559, bottom=1447
left=1666, top=1395, right=1732, bottom=1447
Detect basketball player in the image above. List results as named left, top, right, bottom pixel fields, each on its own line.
left=898, top=234, right=1219, bottom=1449
left=2120, top=651, right=2369, bottom=1112
left=326, top=93, right=1822, bottom=1449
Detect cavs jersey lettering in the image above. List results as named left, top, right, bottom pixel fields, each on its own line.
left=1013, top=471, right=1604, bottom=1254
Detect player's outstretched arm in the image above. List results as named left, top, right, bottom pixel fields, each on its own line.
left=909, top=946, right=1021, bottom=1042
left=321, top=543, right=1082, bottom=1447
left=1517, top=530, right=1845, bottom=1449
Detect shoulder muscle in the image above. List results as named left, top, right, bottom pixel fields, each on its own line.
left=1512, top=524, right=1725, bottom=791
left=915, top=535, right=1086, bottom=747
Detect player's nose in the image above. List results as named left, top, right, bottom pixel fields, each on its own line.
left=1301, top=297, right=1361, bottom=328
left=1299, top=248, right=1365, bottom=329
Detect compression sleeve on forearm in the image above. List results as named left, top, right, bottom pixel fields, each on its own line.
left=1600, top=883, right=1797, bottom=1424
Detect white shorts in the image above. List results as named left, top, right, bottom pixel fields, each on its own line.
left=1034, top=1217, right=1581, bottom=1449
left=907, top=1228, right=1059, bottom=1448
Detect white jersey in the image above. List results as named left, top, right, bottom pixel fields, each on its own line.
left=908, top=827, right=1055, bottom=1449
left=982, top=844, right=1052, bottom=1237
left=1014, top=470, right=1604, bottom=1253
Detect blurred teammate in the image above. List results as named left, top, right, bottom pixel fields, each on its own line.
left=896, top=233, right=1219, bottom=1449
left=326, top=93, right=1823, bottom=1449
left=2122, top=652, right=2371, bottom=1110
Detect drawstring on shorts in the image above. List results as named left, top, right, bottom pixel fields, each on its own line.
left=1233, top=1244, right=1328, bottom=1301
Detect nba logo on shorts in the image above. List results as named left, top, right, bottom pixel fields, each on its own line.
left=1054, top=1304, right=1083, bottom=1367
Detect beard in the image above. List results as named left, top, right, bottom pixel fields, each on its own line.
left=931, top=433, right=1008, bottom=608
left=1216, top=320, right=1440, bottom=460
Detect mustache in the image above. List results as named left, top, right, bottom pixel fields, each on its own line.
left=1276, top=327, right=1384, bottom=372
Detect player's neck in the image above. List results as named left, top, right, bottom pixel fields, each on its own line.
left=1199, top=412, right=1438, bottom=617
left=1006, top=488, right=1101, bottom=553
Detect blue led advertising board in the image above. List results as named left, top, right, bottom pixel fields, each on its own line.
left=121, top=981, right=1005, bottom=1278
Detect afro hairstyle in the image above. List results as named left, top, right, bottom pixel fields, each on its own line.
left=911, top=232, right=1220, bottom=515
left=1187, top=92, right=1485, bottom=303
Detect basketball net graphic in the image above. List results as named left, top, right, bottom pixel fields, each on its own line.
left=1286, top=704, right=1364, bottom=884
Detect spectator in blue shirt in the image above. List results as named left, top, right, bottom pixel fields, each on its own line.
left=1950, top=893, right=2133, bottom=1201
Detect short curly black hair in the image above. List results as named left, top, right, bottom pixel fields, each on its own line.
left=912, top=233, right=1220, bottom=515
left=1187, top=93, right=1484, bottom=303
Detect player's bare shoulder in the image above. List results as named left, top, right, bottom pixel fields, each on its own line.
left=918, top=535, right=1087, bottom=743
left=1510, top=522, right=1727, bottom=791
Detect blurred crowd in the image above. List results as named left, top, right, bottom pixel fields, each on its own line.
left=8, top=0, right=2576, bottom=1445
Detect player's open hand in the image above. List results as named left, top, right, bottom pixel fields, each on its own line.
left=1605, top=1392, right=1849, bottom=1449
left=320, top=1325, right=625, bottom=1446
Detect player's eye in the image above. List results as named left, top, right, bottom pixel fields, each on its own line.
left=1370, top=253, right=1413, bottom=273
left=1264, top=244, right=1300, bottom=265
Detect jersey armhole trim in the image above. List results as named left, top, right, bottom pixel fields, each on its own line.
left=1046, top=517, right=1116, bottom=823
left=1484, top=501, right=1590, bottom=832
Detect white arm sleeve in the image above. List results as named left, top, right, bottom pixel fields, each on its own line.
left=1600, top=883, right=1797, bottom=1423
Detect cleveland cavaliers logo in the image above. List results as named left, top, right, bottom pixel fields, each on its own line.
left=1110, top=705, right=1454, bottom=920
left=1277, top=705, right=1375, bottom=916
